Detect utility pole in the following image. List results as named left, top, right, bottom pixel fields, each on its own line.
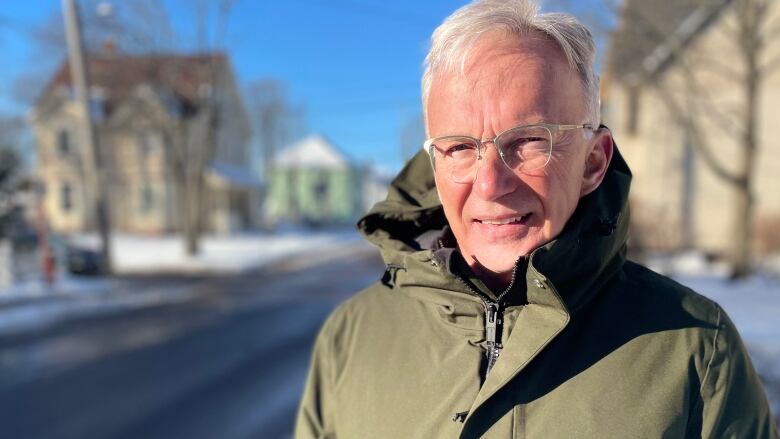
left=62, top=0, right=113, bottom=274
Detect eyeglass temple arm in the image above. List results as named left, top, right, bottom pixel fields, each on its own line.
left=557, top=123, right=594, bottom=131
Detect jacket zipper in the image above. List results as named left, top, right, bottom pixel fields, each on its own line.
left=448, top=254, right=523, bottom=376
left=484, top=302, right=501, bottom=374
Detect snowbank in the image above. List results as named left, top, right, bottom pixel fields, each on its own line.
left=0, top=229, right=366, bottom=336
left=69, top=229, right=362, bottom=275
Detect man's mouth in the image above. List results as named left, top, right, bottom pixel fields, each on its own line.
left=477, top=213, right=532, bottom=225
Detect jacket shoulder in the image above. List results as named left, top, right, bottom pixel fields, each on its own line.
left=617, top=259, right=723, bottom=325
left=610, top=261, right=777, bottom=435
left=321, top=280, right=400, bottom=333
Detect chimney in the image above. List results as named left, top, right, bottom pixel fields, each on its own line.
left=102, top=37, right=117, bottom=56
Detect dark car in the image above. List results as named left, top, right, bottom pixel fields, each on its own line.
left=66, top=245, right=103, bottom=275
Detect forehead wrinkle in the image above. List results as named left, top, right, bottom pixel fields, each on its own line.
left=467, top=57, right=555, bottom=130
left=460, top=33, right=584, bottom=124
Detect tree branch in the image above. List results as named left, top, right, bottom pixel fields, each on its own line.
left=652, top=84, right=743, bottom=187
left=760, top=51, right=780, bottom=77
left=676, top=59, right=747, bottom=142
left=685, top=53, right=743, bottom=83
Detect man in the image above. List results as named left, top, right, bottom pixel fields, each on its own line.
left=296, top=0, right=778, bottom=437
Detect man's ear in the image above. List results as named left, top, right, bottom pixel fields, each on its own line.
left=580, top=128, right=613, bottom=197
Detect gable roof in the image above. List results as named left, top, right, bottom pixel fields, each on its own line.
left=37, top=53, right=227, bottom=116
left=606, top=0, right=731, bottom=84
left=209, top=162, right=263, bottom=188
left=274, top=135, right=354, bottom=170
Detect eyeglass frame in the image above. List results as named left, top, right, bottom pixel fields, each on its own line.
left=423, top=123, right=596, bottom=182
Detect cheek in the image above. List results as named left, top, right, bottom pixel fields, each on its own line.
left=547, top=166, right=583, bottom=217
left=435, top=178, right=470, bottom=220
left=541, top=162, right=586, bottom=218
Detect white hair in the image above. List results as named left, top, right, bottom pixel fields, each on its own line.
left=422, top=0, right=600, bottom=128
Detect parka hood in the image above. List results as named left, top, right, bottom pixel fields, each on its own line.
left=358, top=136, right=633, bottom=314
left=358, top=149, right=447, bottom=263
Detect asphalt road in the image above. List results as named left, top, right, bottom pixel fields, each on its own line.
left=0, top=242, right=385, bottom=439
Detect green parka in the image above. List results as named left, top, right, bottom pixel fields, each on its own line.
left=295, top=145, right=778, bottom=438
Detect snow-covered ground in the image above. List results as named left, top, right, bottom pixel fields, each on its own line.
left=0, top=229, right=365, bottom=336
left=68, top=228, right=362, bottom=274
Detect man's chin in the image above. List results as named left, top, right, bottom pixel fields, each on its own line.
left=466, top=244, right=533, bottom=276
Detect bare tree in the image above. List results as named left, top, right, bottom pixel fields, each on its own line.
left=0, top=117, right=23, bottom=236
left=606, top=0, right=780, bottom=277
left=13, top=0, right=180, bottom=109
left=170, top=92, right=217, bottom=256
left=245, top=79, right=304, bottom=182
left=53, top=0, right=177, bottom=53
left=25, top=0, right=241, bottom=257
left=0, top=149, right=20, bottom=236
left=550, top=0, right=780, bottom=277
left=159, top=0, right=239, bottom=255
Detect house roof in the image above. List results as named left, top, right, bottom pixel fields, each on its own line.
left=606, top=0, right=731, bottom=84
left=209, top=162, right=263, bottom=188
left=274, top=135, right=354, bottom=170
left=37, top=52, right=227, bottom=115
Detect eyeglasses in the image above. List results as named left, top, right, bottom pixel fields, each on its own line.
left=423, top=123, right=594, bottom=183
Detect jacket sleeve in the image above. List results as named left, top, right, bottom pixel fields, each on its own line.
left=699, top=306, right=779, bottom=438
left=295, top=317, right=337, bottom=439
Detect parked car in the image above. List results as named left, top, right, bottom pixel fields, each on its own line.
left=66, top=244, right=103, bottom=275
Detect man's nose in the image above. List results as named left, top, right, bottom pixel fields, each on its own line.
left=472, top=143, right=520, bottom=201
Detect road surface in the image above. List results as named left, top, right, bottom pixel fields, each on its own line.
left=0, top=242, right=385, bottom=439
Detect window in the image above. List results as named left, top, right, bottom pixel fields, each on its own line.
left=314, top=170, right=330, bottom=217
left=89, top=87, right=106, bottom=122
left=57, top=130, right=71, bottom=156
left=61, top=183, right=73, bottom=212
left=89, top=98, right=105, bottom=122
left=139, top=185, right=154, bottom=213
left=314, top=171, right=329, bottom=198
left=139, top=133, right=155, bottom=158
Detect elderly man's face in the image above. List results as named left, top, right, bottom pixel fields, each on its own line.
left=427, top=33, right=611, bottom=287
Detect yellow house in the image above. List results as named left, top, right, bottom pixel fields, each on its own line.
left=32, top=53, right=253, bottom=235
left=603, top=0, right=780, bottom=258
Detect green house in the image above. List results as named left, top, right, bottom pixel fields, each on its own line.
left=264, top=135, right=365, bottom=226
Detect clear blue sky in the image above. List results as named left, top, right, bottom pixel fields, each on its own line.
left=0, top=0, right=609, bottom=174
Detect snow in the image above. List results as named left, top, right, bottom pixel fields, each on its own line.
left=68, top=229, right=361, bottom=275
left=646, top=251, right=780, bottom=349
left=209, top=162, right=263, bottom=188
left=274, top=135, right=352, bottom=169
left=0, top=229, right=364, bottom=336
left=0, top=276, right=195, bottom=336
left=675, top=276, right=780, bottom=348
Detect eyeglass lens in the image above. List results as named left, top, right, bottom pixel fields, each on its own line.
left=431, top=125, right=552, bottom=183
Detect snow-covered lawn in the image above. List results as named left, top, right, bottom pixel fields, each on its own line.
left=69, top=228, right=362, bottom=274
left=0, top=229, right=365, bottom=335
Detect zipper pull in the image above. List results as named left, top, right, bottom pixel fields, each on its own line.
left=485, top=303, right=498, bottom=346
left=484, top=303, right=502, bottom=375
